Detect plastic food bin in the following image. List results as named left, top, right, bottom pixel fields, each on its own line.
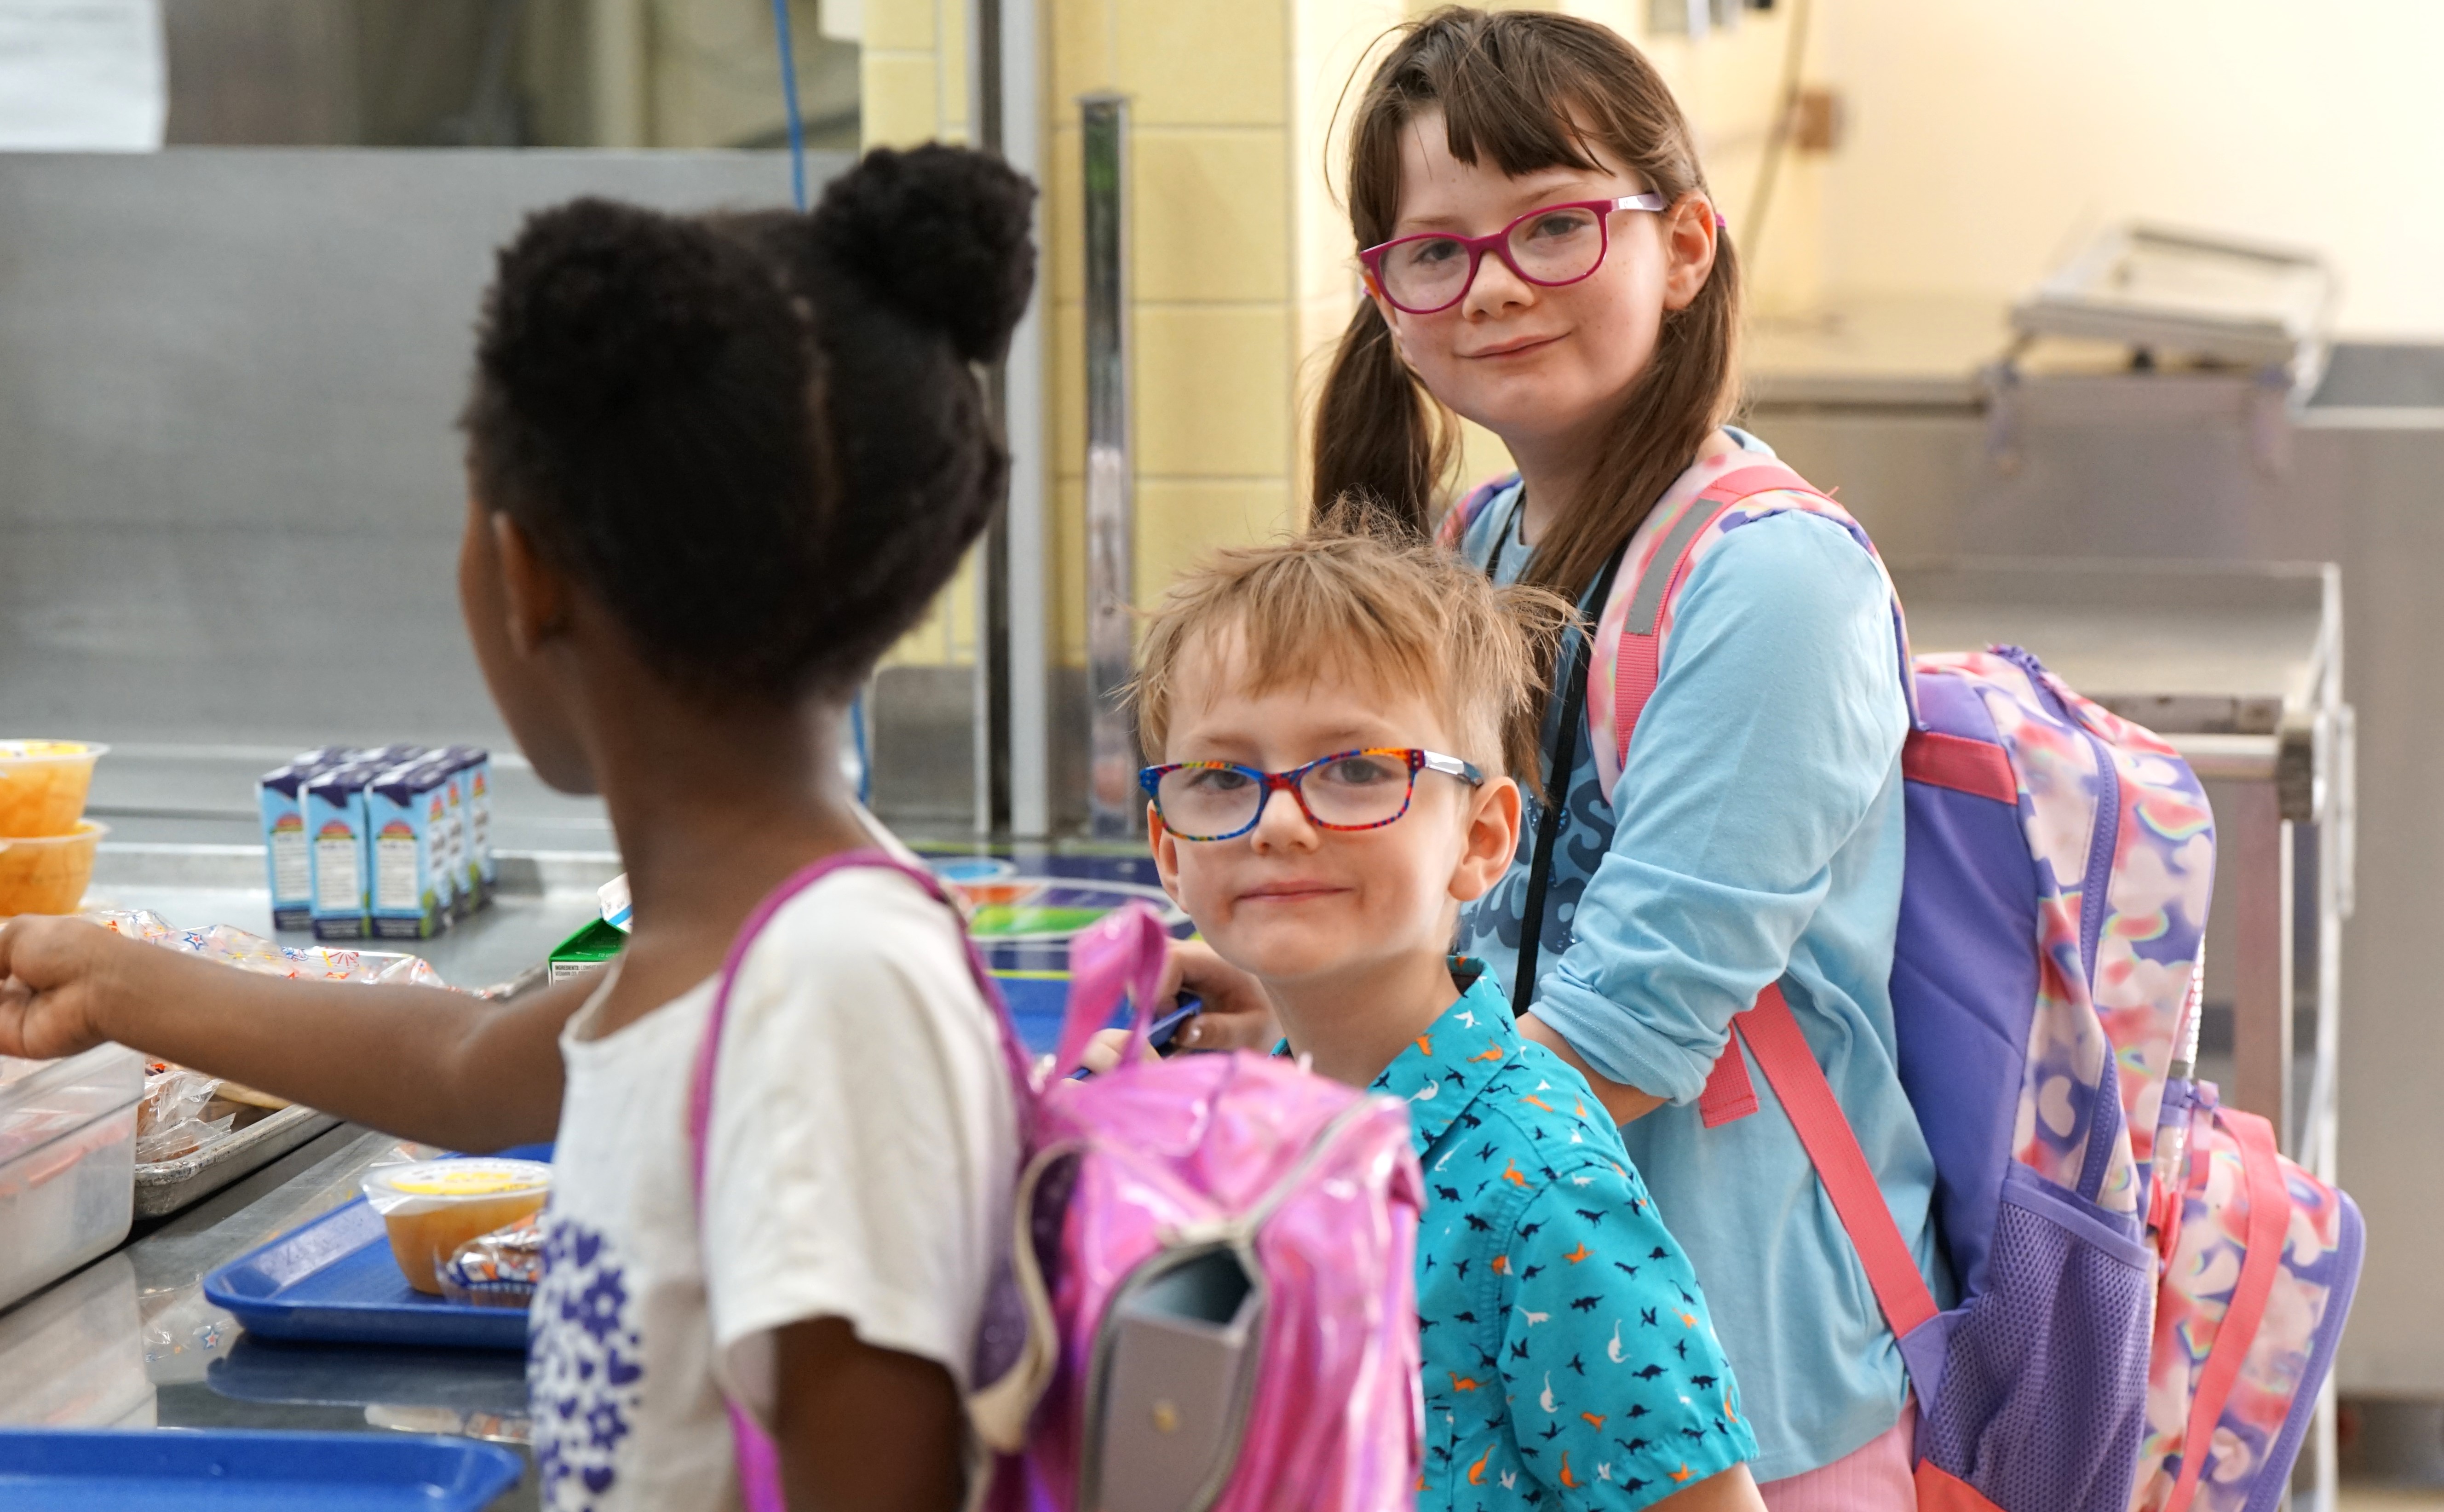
left=0, top=821, right=107, bottom=918
left=0, top=1043, right=144, bottom=1311
left=0, top=741, right=107, bottom=838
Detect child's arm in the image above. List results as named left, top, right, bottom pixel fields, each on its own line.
left=1501, top=1163, right=1765, bottom=1512
left=774, top=1318, right=968, bottom=1511
left=0, top=914, right=575, bottom=1151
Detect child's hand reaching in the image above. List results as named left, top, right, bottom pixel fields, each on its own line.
left=0, top=915, right=124, bottom=1062
left=1075, top=937, right=1280, bottom=1075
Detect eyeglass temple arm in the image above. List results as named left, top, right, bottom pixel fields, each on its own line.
left=1419, top=751, right=1485, bottom=785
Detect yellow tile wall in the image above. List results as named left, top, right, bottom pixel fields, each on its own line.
left=862, top=0, right=1825, bottom=667
left=862, top=0, right=978, bottom=669
left=1042, top=0, right=1314, bottom=665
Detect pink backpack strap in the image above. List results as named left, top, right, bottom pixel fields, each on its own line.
left=1604, top=460, right=1824, bottom=765
left=1435, top=472, right=1519, bottom=551
left=2161, top=1109, right=2290, bottom=1512
left=1735, top=985, right=1940, bottom=1349
left=684, top=847, right=1041, bottom=1512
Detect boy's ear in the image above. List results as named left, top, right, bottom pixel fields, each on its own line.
left=1450, top=774, right=1522, bottom=905
left=1148, top=804, right=1185, bottom=906
left=491, top=512, right=570, bottom=657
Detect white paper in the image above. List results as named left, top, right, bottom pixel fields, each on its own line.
left=0, top=0, right=166, bottom=151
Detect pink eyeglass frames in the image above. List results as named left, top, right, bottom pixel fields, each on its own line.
left=1357, top=194, right=1671, bottom=315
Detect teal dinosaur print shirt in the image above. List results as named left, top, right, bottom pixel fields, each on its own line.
left=1390, top=963, right=1757, bottom=1509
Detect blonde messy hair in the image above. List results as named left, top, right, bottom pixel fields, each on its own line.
left=1131, top=529, right=1576, bottom=797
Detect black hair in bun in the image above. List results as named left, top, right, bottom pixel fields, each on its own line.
left=460, top=145, right=1038, bottom=704
left=811, top=143, right=1036, bottom=364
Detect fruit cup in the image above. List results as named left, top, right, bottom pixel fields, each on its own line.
left=0, top=821, right=108, bottom=917
left=0, top=742, right=109, bottom=838
left=362, top=1158, right=554, bottom=1295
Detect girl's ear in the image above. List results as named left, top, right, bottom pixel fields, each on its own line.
left=491, top=512, right=571, bottom=657
left=1366, top=285, right=1414, bottom=368
left=1450, top=774, right=1523, bottom=905
left=1659, top=192, right=1720, bottom=313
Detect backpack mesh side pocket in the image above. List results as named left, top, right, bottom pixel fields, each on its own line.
left=1919, top=1166, right=2153, bottom=1512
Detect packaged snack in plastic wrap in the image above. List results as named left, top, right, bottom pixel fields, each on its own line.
left=134, top=1068, right=236, bottom=1162
left=84, top=911, right=452, bottom=990
left=437, top=1211, right=545, bottom=1307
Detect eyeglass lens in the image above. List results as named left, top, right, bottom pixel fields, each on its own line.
left=1156, top=752, right=1416, bottom=839
left=1378, top=206, right=1606, bottom=310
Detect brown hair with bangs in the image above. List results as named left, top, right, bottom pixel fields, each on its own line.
left=1131, top=529, right=1574, bottom=799
left=1311, top=6, right=1741, bottom=613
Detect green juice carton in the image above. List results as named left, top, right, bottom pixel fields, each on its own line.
left=548, top=918, right=626, bottom=983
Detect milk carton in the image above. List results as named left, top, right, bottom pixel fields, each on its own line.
left=304, top=764, right=382, bottom=941
left=259, top=766, right=315, bottom=932
left=442, top=746, right=495, bottom=910
left=256, top=747, right=354, bottom=931
left=367, top=761, right=453, bottom=940
left=431, top=759, right=470, bottom=921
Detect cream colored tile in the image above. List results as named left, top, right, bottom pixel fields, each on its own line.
left=1134, top=130, right=1290, bottom=304
left=862, top=0, right=935, bottom=52
left=880, top=540, right=983, bottom=667
left=1052, top=299, right=1087, bottom=476
left=1138, top=478, right=1296, bottom=595
left=1048, top=124, right=1083, bottom=306
left=1116, top=1, right=1288, bottom=126
left=1137, top=305, right=1294, bottom=478
left=1051, top=0, right=1118, bottom=103
left=861, top=53, right=941, bottom=147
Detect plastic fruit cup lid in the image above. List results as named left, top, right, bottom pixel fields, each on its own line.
left=362, top=1158, right=552, bottom=1214
left=0, top=741, right=108, bottom=762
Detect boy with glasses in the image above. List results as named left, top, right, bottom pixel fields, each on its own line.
left=1127, top=531, right=1763, bottom=1512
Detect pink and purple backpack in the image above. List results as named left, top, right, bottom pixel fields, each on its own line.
left=686, top=852, right=1423, bottom=1511
left=1445, top=461, right=2363, bottom=1512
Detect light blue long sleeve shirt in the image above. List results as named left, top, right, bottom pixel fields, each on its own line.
left=1454, top=434, right=1947, bottom=1481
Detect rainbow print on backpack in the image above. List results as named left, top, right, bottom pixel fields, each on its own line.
left=1462, top=456, right=2363, bottom=1512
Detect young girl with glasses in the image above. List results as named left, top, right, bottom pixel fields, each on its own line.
left=0, top=147, right=1034, bottom=1512
left=1183, top=9, right=1946, bottom=1505
left=1133, top=529, right=1765, bottom=1512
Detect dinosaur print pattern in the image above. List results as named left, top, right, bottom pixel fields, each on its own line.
left=1391, top=963, right=1755, bottom=1509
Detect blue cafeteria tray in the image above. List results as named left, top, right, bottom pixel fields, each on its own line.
left=201, top=1145, right=551, bottom=1352
left=0, top=1428, right=521, bottom=1510
left=204, top=1198, right=530, bottom=1352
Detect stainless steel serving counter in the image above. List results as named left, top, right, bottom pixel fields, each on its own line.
left=0, top=1123, right=539, bottom=1508
left=0, top=843, right=611, bottom=1509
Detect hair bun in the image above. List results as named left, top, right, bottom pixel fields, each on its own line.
left=812, top=144, right=1037, bottom=363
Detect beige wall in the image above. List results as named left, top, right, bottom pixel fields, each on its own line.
left=1812, top=0, right=2444, bottom=337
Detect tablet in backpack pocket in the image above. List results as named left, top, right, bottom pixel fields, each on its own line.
left=1085, top=1245, right=1267, bottom=1512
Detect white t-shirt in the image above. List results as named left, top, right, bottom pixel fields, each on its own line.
left=528, top=852, right=1018, bottom=1512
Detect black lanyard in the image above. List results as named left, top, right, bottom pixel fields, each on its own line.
left=1506, top=512, right=1627, bottom=1016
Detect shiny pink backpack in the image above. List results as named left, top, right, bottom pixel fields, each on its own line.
left=688, top=853, right=1424, bottom=1511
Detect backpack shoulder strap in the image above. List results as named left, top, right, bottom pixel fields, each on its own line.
left=684, top=847, right=1040, bottom=1512
left=1587, top=460, right=1920, bottom=799
left=1436, top=472, right=1521, bottom=552
left=1737, top=986, right=1941, bottom=1391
